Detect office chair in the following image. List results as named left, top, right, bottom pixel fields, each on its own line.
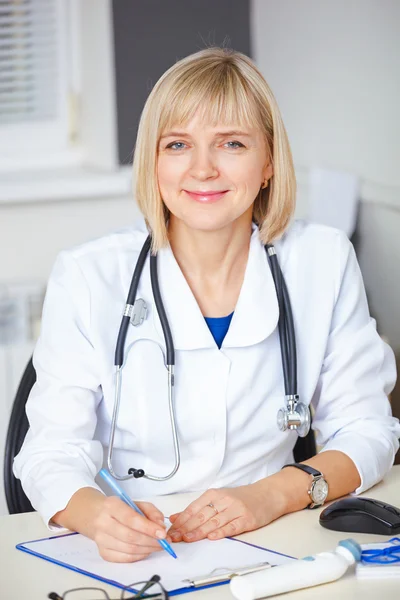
left=4, top=357, right=35, bottom=514
left=3, top=358, right=316, bottom=514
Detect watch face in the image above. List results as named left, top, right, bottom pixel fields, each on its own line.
left=312, top=478, right=329, bottom=504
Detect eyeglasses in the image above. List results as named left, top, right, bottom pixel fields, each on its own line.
left=48, top=574, right=169, bottom=600
left=361, top=537, right=400, bottom=565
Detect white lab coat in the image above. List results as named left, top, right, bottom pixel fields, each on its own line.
left=14, top=218, right=400, bottom=527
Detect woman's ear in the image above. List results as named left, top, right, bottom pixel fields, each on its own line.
left=261, top=161, right=273, bottom=188
left=263, top=160, right=273, bottom=182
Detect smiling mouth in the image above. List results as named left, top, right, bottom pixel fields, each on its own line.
left=184, top=190, right=229, bottom=203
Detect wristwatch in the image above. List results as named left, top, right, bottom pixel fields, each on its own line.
left=282, top=463, right=329, bottom=508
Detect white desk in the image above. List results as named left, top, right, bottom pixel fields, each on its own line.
left=1, top=466, right=399, bottom=599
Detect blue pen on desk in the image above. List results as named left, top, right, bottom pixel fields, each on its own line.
left=99, top=468, right=177, bottom=559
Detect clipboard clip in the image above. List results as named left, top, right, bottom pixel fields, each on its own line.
left=182, top=561, right=272, bottom=587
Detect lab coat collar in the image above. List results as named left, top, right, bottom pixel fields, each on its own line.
left=154, top=225, right=279, bottom=350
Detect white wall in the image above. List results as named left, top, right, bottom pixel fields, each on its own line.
left=251, top=0, right=399, bottom=189
left=251, top=0, right=400, bottom=352
left=0, top=195, right=140, bottom=283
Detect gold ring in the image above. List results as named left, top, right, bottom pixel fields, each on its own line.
left=207, top=502, right=218, bottom=515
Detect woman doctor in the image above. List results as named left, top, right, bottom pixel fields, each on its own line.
left=14, top=47, right=400, bottom=563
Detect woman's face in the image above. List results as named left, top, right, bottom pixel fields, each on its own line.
left=157, top=113, right=272, bottom=234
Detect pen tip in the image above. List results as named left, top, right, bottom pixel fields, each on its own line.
left=159, top=538, right=178, bottom=558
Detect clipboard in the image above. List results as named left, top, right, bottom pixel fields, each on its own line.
left=16, top=531, right=295, bottom=596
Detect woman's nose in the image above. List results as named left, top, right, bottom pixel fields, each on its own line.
left=189, top=149, right=219, bottom=180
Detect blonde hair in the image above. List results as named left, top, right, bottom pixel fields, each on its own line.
left=133, top=47, right=296, bottom=252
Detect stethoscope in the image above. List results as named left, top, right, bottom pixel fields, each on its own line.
left=107, top=234, right=311, bottom=481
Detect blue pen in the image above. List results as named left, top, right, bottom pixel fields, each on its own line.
left=99, top=468, right=177, bottom=559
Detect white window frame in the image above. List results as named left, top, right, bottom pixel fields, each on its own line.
left=0, top=0, right=132, bottom=203
left=0, top=0, right=80, bottom=171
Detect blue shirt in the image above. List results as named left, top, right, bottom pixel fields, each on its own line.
left=204, top=312, right=234, bottom=349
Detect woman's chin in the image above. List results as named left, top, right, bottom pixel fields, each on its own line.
left=169, top=210, right=247, bottom=235
left=174, top=219, right=233, bottom=235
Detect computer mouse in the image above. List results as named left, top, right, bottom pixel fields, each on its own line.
left=319, top=497, right=400, bottom=535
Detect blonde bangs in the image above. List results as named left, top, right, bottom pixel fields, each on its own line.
left=133, top=47, right=296, bottom=252
left=159, top=63, right=264, bottom=136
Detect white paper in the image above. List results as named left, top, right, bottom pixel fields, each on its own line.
left=308, top=167, right=359, bottom=237
left=19, top=532, right=294, bottom=592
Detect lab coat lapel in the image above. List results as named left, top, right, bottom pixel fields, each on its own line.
left=154, top=226, right=279, bottom=350
left=222, top=227, right=279, bottom=347
left=155, top=244, right=215, bottom=350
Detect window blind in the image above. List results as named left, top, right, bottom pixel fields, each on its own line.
left=0, top=0, right=59, bottom=125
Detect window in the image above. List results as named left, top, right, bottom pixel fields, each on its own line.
left=0, top=0, right=131, bottom=203
left=0, top=0, right=81, bottom=171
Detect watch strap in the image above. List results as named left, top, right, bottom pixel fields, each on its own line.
left=282, top=463, right=322, bottom=477
left=282, top=463, right=327, bottom=509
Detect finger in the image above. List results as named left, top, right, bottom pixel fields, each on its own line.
left=99, top=516, right=163, bottom=549
left=168, top=491, right=216, bottom=533
left=170, top=496, right=229, bottom=541
left=168, top=513, right=181, bottom=523
left=104, top=497, right=167, bottom=540
left=171, top=504, right=222, bottom=541
left=99, top=547, right=150, bottom=563
left=137, top=501, right=166, bottom=526
left=96, top=532, right=162, bottom=555
left=207, top=516, right=249, bottom=540
left=180, top=507, right=237, bottom=542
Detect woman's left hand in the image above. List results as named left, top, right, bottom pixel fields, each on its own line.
left=167, top=481, right=286, bottom=543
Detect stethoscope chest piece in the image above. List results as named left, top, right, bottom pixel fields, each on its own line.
left=277, top=395, right=311, bottom=438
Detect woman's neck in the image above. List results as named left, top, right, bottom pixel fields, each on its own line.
left=167, top=213, right=253, bottom=317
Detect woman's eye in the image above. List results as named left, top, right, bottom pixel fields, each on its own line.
left=164, top=140, right=244, bottom=150
left=166, top=142, right=186, bottom=150
left=225, top=141, right=244, bottom=149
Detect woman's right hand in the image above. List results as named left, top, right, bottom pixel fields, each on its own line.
left=52, top=487, right=169, bottom=563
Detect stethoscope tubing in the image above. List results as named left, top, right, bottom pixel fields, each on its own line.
left=266, top=246, right=297, bottom=395
left=281, top=267, right=298, bottom=393
left=110, top=235, right=180, bottom=480
left=114, top=235, right=152, bottom=367
left=108, top=235, right=305, bottom=481
left=150, top=252, right=175, bottom=366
